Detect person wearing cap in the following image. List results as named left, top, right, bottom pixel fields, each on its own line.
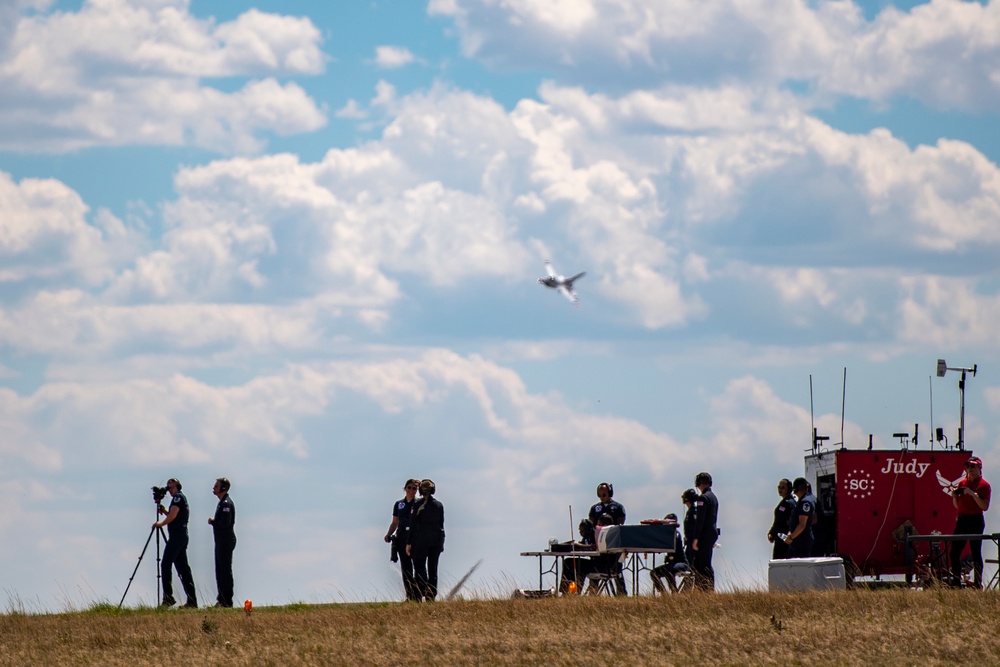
left=385, top=478, right=421, bottom=601
left=208, top=477, right=236, bottom=607
left=407, top=479, right=445, bottom=601
left=691, top=472, right=719, bottom=591
left=681, top=488, right=698, bottom=565
left=767, top=479, right=796, bottom=560
left=950, top=456, right=991, bottom=588
left=644, top=512, right=689, bottom=594
left=784, top=477, right=816, bottom=558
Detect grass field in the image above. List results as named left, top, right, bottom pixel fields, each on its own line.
left=1, top=589, right=998, bottom=666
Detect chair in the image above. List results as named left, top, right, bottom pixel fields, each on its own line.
left=586, top=572, right=617, bottom=596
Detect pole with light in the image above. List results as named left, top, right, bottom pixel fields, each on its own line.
left=936, top=359, right=977, bottom=451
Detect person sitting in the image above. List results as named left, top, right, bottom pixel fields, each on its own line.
left=644, top=513, right=689, bottom=593
left=559, top=518, right=598, bottom=594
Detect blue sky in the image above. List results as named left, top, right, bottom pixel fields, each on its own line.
left=1, top=0, right=999, bottom=610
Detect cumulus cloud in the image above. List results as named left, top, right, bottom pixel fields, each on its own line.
left=0, top=171, right=144, bottom=286
left=429, top=0, right=1000, bottom=111
left=0, top=0, right=327, bottom=152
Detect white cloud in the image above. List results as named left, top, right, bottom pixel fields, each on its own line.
left=0, top=171, right=144, bottom=285
left=0, top=0, right=327, bottom=152
left=430, top=0, right=1000, bottom=111
left=373, top=45, right=417, bottom=69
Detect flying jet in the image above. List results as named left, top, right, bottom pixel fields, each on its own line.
left=537, top=260, right=586, bottom=306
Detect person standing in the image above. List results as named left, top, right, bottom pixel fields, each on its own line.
left=691, top=472, right=719, bottom=591
left=951, top=456, right=991, bottom=588
left=588, top=483, right=626, bottom=526
left=154, top=478, right=198, bottom=608
left=767, top=479, right=796, bottom=560
left=384, top=478, right=420, bottom=601
left=208, top=477, right=237, bottom=608
left=588, top=482, right=628, bottom=595
left=784, top=477, right=816, bottom=558
left=407, top=479, right=445, bottom=602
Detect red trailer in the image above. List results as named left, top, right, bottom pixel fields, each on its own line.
left=804, top=448, right=970, bottom=578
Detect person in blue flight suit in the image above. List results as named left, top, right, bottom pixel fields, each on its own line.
left=646, top=513, right=690, bottom=594
left=767, top=478, right=796, bottom=560
left=588, top=482, right=626, bottom=526
left=681, top=488, right=698, bottom=565
left=208, top=477, right=237, bottom=608
left=784, top=477, right=816, bottom=558
left=588, top=483, right=627, bottom=595
left=153, top=477, right=198, bottom=608
left=691, top=472, right=719, bottom=591
left=384, top=478, right=420, bottom=601
left=406, top=479, right=445, bottom=602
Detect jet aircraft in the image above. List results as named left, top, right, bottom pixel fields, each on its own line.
left=537, top=261, right=586, bottom=306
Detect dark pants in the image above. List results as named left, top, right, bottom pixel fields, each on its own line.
left=951, top=513, right=986, bottom=587
left=692, top=542, right=715, bottom=591
left=162, top=533, right=197, bottom=603
left=397, top=543, right=418, bottom=601
left=559, top=557, right=595, bottom=593
left=214, top=538, right=236, bottom=607
left=772, top=539, right=790, bottom=560
left=651, top=562, right=689, bottom=593
left=788, top=536, right=813, bottom=559
left=412, top=549, right=441, bottom=601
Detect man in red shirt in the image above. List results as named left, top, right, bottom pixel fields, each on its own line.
left=951, top=456, right=991, bottom=588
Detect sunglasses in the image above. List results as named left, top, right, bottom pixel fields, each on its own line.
left=965, top=464, right=981, bottom=469
left=405, top=485, right=418, bottom=490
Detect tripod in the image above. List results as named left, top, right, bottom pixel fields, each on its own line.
left=118, top=505, right=167, bottom=609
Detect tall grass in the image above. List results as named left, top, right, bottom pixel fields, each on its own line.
left=0, top=589, right=997, bottom=666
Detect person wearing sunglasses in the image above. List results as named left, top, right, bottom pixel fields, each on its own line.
left=385, top=478, right=421, bottom=601
left=950, top=457, right=991, bottom=588
left=587, top=483, right=627, bottom=594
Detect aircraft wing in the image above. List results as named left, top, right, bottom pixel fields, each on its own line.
left=558, top=285, right=579, bottom=305
left=544, top=261, right=558, bottom=278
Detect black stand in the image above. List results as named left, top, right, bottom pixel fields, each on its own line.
left=118, top=507, right=167, bottom=609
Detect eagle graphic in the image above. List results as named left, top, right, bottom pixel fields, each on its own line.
left=935, top=470, right=966, bottom=495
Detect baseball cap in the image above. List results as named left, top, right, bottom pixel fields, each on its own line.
left=966, top=456, right=983, bottom=468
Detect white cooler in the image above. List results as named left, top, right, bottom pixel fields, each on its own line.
left=768, top=557, right=846, bottom=591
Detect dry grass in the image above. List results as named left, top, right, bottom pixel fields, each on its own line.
left=1, top=589, right=998, bottom=666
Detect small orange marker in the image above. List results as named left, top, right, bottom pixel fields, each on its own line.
left=244, top=599, right=253, bottom=616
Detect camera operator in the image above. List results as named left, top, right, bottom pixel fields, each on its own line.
left=951, top=456, right=991, bottom=588
left=153, top=478, right=198, bottom=608
left=208, top=477, right=236, bottom=607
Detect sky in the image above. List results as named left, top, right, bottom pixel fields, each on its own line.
left=1, top=0, right=999, bottom=611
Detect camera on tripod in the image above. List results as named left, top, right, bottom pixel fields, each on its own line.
left=152, top=485, right=168, bottom=503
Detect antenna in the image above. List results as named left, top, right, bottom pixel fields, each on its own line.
left=839, top=367, right=847, bottom=450
left=928, top=376, right=934, bottom=451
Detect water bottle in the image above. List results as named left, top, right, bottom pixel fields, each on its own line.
left=777, top=533, right=789, bottom=542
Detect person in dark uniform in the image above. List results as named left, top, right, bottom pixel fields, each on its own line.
left=646, top=513, right=689, bottom=594
left=784, top=477, right=816, bottom=558
left=406, top=479, right=445, bottom=602
left=384, top=478, right=420, bottom=601
left=681, top=488, right=698, bottom=566
left=153, top=477, right=198, bottom=608
left=559, top=518, right=597, bottom=594
left=208, top=477, right=236, bottom=608
left=691, top=471, right=719, bottom=591
left=950, top=456, right=991, bottom=588
left=588, top=483, right=627, bottom=595
left=767, top=478, right=796, bottom=560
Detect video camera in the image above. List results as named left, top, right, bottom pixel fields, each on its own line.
left=152, top=485, right=168, bottom=503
